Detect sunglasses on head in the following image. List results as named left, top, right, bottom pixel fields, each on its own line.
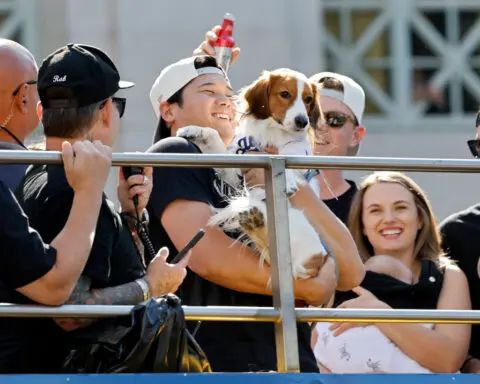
left=322, top=111, right=358, bottom=128
left=99, top=97, right=126, bottom=118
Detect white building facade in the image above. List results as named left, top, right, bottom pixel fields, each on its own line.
left=3, top=0, right=480, bottom=219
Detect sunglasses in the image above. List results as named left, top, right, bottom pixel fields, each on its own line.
left=468, top=139, right=480, bottom=158
left=99, top=97, right=127, bottom=118
left=12, top=80, right=37, bottom=96
left=467, top=112, right=480, bottom=158
left=322, top=111, right=358, bottom=128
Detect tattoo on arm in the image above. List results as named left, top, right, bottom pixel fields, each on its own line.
left=54, top=276, right=144, bottom=331
left=121, top=214, right=145, bottom=262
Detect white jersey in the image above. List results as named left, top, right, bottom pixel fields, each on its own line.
left=228, top=134, right=312, bottom=156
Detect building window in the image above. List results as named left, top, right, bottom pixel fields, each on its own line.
left=322, top=0, right=480, bottom=127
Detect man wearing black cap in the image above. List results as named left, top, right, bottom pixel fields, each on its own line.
left=0, top=139, right=113, bottom=373
left=15, top=44, right=189, bottom=373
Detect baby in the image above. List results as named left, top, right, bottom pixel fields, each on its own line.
left=364, top=254, right=413, bottom=284
left=314, top=255, right=433, bottom=374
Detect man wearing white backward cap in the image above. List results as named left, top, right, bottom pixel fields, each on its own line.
left=308, top=71, right=366, bottom=224
left=149, top=55, right=235, bottom=144
left=145, top=55, right=364, bottom=372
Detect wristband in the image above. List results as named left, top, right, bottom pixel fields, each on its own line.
left=135, top=278, right=151, bottom=302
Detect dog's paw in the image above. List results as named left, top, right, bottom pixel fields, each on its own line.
left=176, top=125, right=205, bottom=140
left=294, top=254, right=327, bottom=280
left=285, top=170, right=303, bottom=197
left=238, top=205, right=266, bottom=231
left=177, top=126, right=225, bottom=154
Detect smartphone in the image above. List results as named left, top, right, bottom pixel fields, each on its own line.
left=171, top=229, right=205, bottom=264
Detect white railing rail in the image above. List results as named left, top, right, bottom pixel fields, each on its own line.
left=2, top=149, right=480, bottom=373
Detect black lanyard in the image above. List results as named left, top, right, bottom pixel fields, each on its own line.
left=0, top=125, right=28, bottom=150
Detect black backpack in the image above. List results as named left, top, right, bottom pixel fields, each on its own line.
left=62, top=294, right=212, bottom=373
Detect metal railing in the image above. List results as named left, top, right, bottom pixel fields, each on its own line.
left=1, top=149, right=480, bottom=373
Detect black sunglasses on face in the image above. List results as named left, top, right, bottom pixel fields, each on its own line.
left=99, top=97, right=127, bottom=118
left=468, top=112, right=480, bottom=158
left=467, top=139, right=480, bottom=158
left=322, top=111, right=358, bottom=128
left=12, top=80, right=37, bottom=96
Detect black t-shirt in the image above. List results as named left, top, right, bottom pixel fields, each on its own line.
left=334, top=259, right=444, bottom=310
left=323, top=179, right=357, bottom=225
left=0, top=181, right=58, bottom=373
left=0, top=142, right=28, bottom=191
left=146, top=137, right=318, bottom=373
left=439, top=205, right=480, bottom=358
left=16, top=164, right=146, bottom=372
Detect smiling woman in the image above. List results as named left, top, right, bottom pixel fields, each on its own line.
left=312, top=171, right=471, bottom=374
left=350, top=172, right=444, bottom=267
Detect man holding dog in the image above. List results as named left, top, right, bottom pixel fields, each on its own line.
left=145, top=49, right=363, bottom=371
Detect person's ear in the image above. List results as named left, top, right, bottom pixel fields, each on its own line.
left=160, top=101, right=175, bottom=124
left=350, top=125, right=366, bottom=148
left=14, top=85, right=29, bottom=114
left=36, top=102, right=43, bottom=120
left=96, top=99, right=113, bottom=131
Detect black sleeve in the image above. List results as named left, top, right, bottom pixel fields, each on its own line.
left=81, top=203, right=116, bottom=286
left=438, top=219, right=455, bottom=256
left=26, top=185, right=114, bottom=287
left=438, top=216, right=466, bottom=266
left=0, top=182, right=56, bottom=289
left=439, top=217, right=461, bottom=255
left=147, top=137, right=216, bottom=220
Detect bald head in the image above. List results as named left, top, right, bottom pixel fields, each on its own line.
left=0, top=39, right=39, bottom=142
left=0, top=39, right=37, bottom=94
left=0, top=39, right=35, bottom=60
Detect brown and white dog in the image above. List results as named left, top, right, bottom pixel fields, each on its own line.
left=177, top=68, right=328, bottom=279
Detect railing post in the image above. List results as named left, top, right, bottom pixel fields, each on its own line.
left=264, top=157, right=300, bottom=373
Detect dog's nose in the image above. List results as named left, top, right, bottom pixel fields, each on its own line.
left=294, top=115, right=309, bottom=129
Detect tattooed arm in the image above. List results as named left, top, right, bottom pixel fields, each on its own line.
left=54, top=276, right=144, bottom=331
left=121, top=213, right=145, bottom=259
left=54, top=247, right=189, bottom=332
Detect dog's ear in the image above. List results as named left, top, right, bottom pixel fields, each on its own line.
left=241, top=72, right=271, bottom=120
left=308, top=82, right=322, bottom=128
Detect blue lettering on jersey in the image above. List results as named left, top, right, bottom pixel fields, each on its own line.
left=235, top=136, right=260, bottom=154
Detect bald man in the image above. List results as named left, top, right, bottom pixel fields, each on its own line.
left=0, top=39, right=39, bottom=190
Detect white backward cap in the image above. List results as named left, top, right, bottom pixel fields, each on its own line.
left=149, top=56, right=229, bottom=119
left=309, top=71, right=365, bottom=124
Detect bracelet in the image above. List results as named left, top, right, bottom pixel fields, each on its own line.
left=135, top=278, right=151, bottom=302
